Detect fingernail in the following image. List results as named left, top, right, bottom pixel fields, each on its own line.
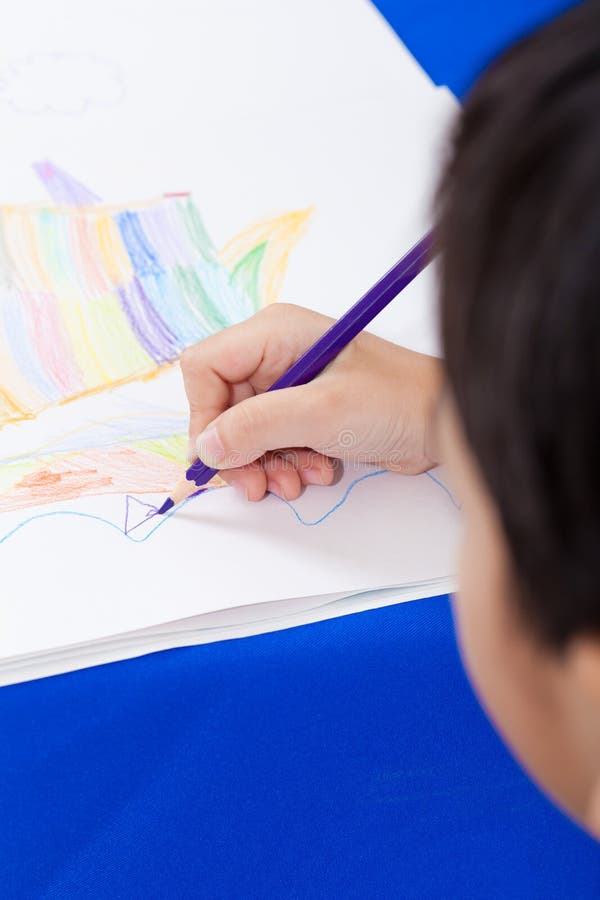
left=196, top=426, right=225, bottom=467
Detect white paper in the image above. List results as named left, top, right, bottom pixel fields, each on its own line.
left=0, top=0, right=460, bottom=668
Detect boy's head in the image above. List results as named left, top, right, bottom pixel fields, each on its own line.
left=436, top=0, right=600, bottom=835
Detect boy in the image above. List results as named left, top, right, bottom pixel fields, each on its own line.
left=180, top=1, right=600, bottom=836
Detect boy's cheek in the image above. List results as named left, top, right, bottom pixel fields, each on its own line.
left=451, top=512, right=534, bottom=756
left=451, top=530, right=529, bottom=772
left=452, top=524, right=588, bottom=822
left=451, top=527, right=499, bottom=695
left=441, top=399, right=595, bottom=824
left=442, top=408, right=521, bottom=721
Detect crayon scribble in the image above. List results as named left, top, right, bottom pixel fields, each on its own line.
left=0, top=412, right=192, bottom=513
left=0, top=469, right=390, bottom=548
left=0, top=162, right=309, bottom=528
left=0, top=163, right=458, bottom=550
left=0, top=161, right=310, bottom=428
left=0, top=467, right=460, bottom=549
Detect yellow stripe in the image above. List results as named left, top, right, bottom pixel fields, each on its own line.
left=219, top=208, right=312, bottom=306
left=95, top=214, right=134, bottom=285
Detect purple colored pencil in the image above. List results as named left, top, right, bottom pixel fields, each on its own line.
left=157, top=230, right=434, bottom=515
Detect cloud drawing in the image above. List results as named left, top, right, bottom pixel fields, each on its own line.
left=0, top=52, right=124, bottom=114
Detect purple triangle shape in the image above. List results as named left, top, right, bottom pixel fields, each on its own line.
left=124, top=495, right=159, bottom=535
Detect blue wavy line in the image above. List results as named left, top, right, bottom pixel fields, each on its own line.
left=0, top=468, right=457, bottom=549
left=0, top=503, right=179, bottom=548
left=425, top=470, right=461, bottom=509
left=0, top=469, right=391, bottom=547
left=271, top=468, right=387, bottom=526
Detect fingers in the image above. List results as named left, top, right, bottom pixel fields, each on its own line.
left=181, top=319, right=264, bottom=454
left=221, top=449, right=337, bottom=501
left=186, top=381, right=255, bottom=463
left=195, top=384, right=332, bottom=469
left=181, top=305, right=332, bottom=451
left=221, top=463, right=267, bottom=502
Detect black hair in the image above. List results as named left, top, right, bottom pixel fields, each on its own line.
left=437, top=0, right=600, bottom=647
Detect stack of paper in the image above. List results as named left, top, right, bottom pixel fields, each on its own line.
left=0, top=0, right=460, bottom=684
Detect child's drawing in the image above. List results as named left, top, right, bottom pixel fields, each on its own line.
left=0, top=162, right=310, bottom=427
left=0, top=405, right=190, bottom=513
left=0, top=162, right=309, bottom=520
left=0, top=163, right=457, bottom=549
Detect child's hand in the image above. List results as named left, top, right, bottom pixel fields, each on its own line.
left=181, top=303, right=441, bottom=500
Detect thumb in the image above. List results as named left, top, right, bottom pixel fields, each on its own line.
left=195, top=385, right=325, bottom=469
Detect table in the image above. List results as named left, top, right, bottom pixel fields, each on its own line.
left=2, top=2, right=598, bottom=897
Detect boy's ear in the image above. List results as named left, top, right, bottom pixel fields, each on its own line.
left=567, top=635, right=600, bottom=833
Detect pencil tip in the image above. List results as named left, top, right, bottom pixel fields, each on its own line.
left=156, top=497, right=175, bottom=516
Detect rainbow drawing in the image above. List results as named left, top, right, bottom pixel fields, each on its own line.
left=0, top=161, right=310, bottom=428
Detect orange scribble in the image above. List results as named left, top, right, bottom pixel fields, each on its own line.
left=1, top=446, right=183, bottom=513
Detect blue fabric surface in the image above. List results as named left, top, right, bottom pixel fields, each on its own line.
left=374, top=0, right=582, bottom=96
left=3, top=1, right=599, bottom=897
left=2, top=596, right=599, bottom=899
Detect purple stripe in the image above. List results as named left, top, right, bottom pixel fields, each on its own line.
left=117, top=276, right=182, bottom=365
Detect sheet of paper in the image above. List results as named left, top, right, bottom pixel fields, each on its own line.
left=1, top=377, right=460, bottom=656
left=0, top=0, right=460, bottom=662
left=0, top=585, right=455, bottom=685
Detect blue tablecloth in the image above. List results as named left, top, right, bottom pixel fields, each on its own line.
left=375, top=0, right=579, bottom=96
left=2, top=3, right=598, bottom=897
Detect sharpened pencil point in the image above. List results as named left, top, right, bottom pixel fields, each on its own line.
left=156, top=497, right=175, bottom=516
